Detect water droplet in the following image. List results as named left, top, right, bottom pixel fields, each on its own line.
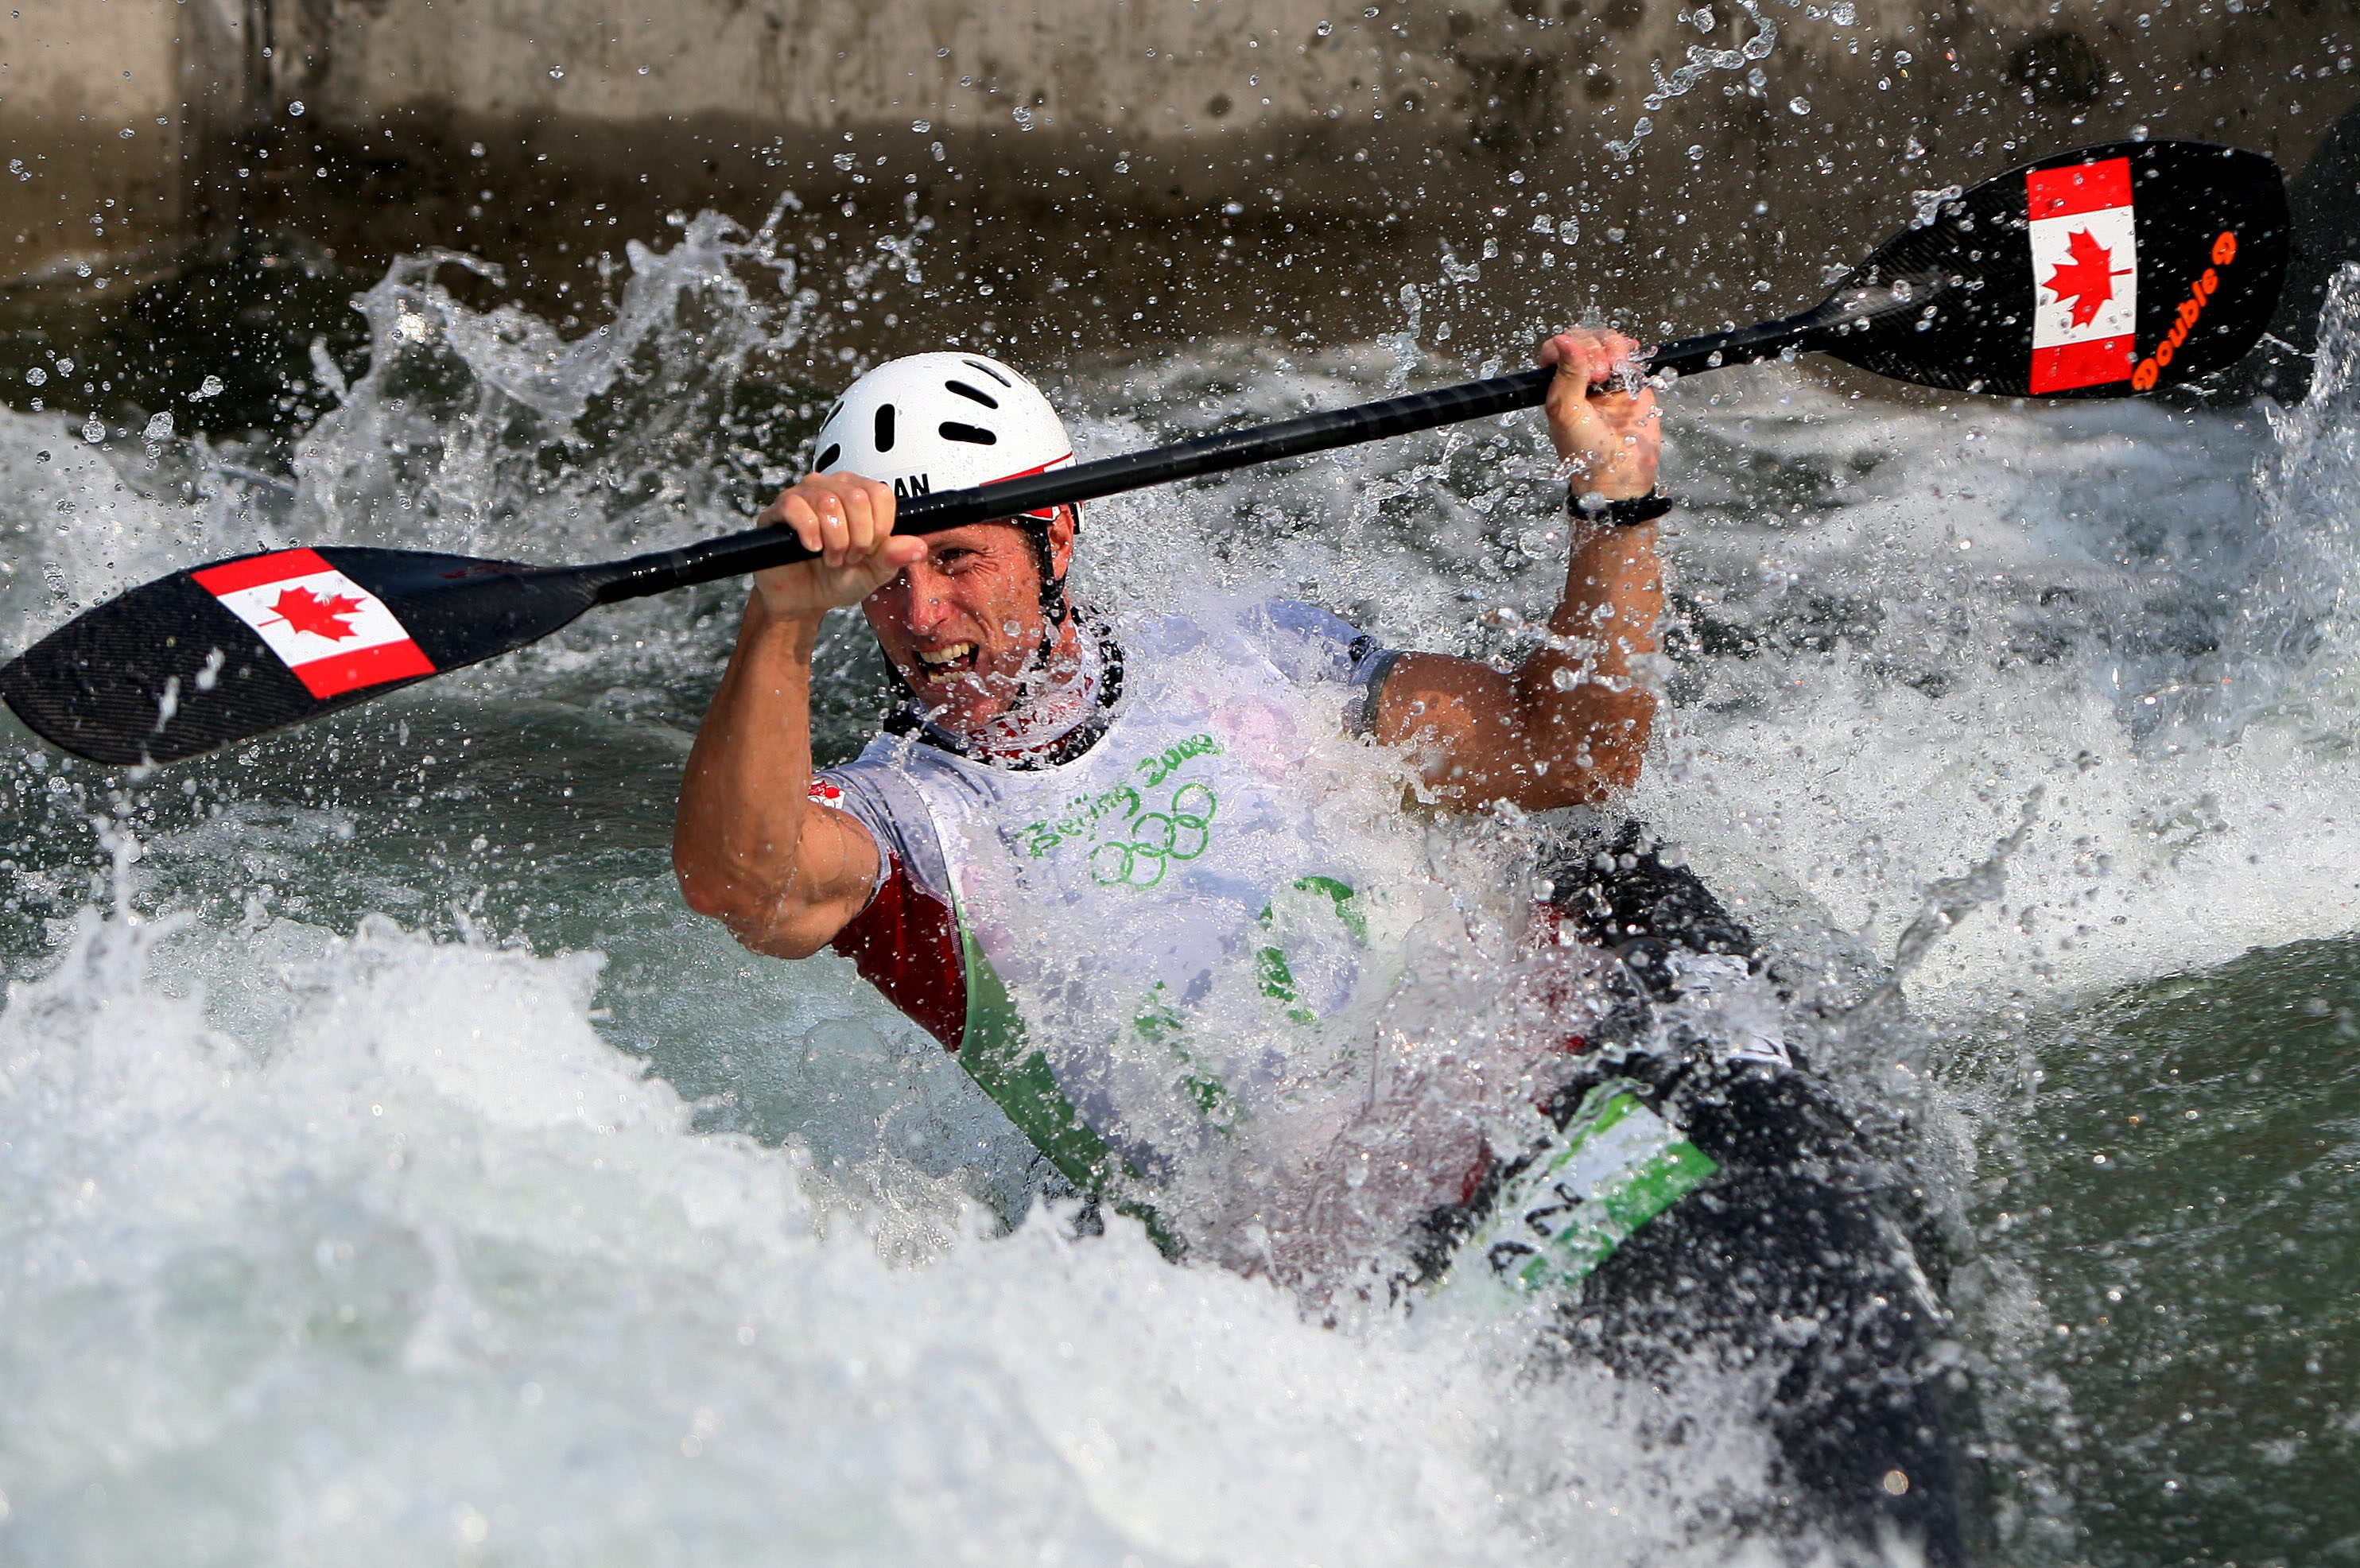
left=194, top=375, right=224, bottom=399
left=833, top=152, right=857, bottom=171
left=55, top=359, right=73, bottom=376
left=1315, top=18, right=1333, bottom=35
left=548, top=64, right=565, bottom=80
left=1830, top=1, right=1855, bottom=22
left=911, top=119, right=932, bottom=134
left=80, top=418, right=105, bottom=444
left=469, top=142, right=485, bottom=157
left=1687, top=144, right=1706, bottom=161
left=1788, top=95, right=1811, bottom=114
left=143, top=413, right=173, bottom=441
left=288, top=99, right=305, bottom=116
left=24, top=367, right=45, bottom=386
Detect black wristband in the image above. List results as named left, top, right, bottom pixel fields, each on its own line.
left=1567, top=487, right=1673, bottom=526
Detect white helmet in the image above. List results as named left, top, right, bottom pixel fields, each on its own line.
left=810, top=351, right=1073, bottom=518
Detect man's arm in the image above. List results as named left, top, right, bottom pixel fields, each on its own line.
left=673, top=474, right=923, bottom=958
left=1371, top=329, right=1663, bottom=811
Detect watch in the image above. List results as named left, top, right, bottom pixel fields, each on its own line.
left=1567, top=487, right=1674, bottom=526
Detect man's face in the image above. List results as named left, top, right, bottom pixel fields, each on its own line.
left=861, top=510, right=1076, bottom=731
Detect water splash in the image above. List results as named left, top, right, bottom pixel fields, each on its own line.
left=2247, top=263, right=2360, bottom=709
left=0, top=898, right=1739, bottom=1567
left=8, top=195, right=2360, bottom=1563
left=1877, top=788, right=2043, bottom=1009
left=1643, top=0, right=1778, bottom=111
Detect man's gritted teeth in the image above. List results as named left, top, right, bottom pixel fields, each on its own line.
left=911, top=641, right=982, bottom=685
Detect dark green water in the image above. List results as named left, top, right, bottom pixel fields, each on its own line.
left=1962, top=937, right=2360, bottom=1566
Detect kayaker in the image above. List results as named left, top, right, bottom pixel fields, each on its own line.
left=673, top=332, right=1678, bottom=1268
left=673, top=331, right=1662, bottom=1058
left=671, top=337, right=1980, bottom=1564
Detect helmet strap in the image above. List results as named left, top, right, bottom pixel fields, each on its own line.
left=1017, top=526, right=1062, bottom=687
left=1016, top=506, right=1080, bottom=692
left=1019, top=526, right=1063, bottom=619
left=1022, top=503, right=1076, bottom=627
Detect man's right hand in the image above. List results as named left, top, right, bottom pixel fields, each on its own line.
left=751, top=473, right=927, bottom=620
left=1541, top=329, right=1659, bottom=502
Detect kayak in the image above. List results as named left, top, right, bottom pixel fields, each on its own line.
left=1410, top=824, right=1985, bottom=1566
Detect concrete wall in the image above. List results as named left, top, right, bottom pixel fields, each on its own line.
left=3, top=0, right=2355, bottom=297
left=264, top=0, right=1729, bottom=136
left=0, top=0, right=204, bottom=277
left=250, top=0, right=2342, bottom=157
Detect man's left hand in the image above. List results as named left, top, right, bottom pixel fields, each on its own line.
left=1541, top=329, right=1660, bottom=502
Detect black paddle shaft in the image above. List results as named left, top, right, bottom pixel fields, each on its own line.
left=584, top=286, right=1919, bottom=606
left=0, top=286, right=1921, bottom=767
left=587, top=139, right=2286, bottom=602
left=0, top=138, right=2289, bottom=767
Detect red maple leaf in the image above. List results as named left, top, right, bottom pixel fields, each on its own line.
left=266, top=584, right=366, bottom=641
left=2045, top=227, right=2125, bottom=328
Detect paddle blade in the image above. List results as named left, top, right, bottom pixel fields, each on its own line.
left=0, top=547, right=600, bottom=765
left=1826, top=140, right=2288, bottom=398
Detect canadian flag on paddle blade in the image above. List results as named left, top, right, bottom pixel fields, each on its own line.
left=191, top=549, right=437, bottom=698
left=2027, top=157, right=2138, bottom=394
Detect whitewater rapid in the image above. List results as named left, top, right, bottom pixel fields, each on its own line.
left=5, top=212, right=2359, bottom=1562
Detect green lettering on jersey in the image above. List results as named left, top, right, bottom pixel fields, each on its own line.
left=956, top=918, right=1181, bottom=1257
left=1255, top=875, right=1367, bottom=1025
left=1012, top=737, right=1224, bottom=891
left=1131, top=981, right=1242, bottom=1133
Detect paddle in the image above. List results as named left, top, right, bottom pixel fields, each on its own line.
left=2, top=138, right=2287, bottom=767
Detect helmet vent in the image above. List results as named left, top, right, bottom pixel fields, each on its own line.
left=873, top=402, right=897, bottom=453
left=944, top=378, right=1000, bottom=409
left=937, top=421, right=998, bottom=446
left=816, top=442, right=842, bottom=471
left=962, top=358, right=1014, bottom=387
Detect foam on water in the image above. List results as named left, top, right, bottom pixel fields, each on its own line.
left=7, top=213, right=2360, bottom=1561
left=0, top=888, right=1766, bottom=1566
left=1648, top=303, right=2360, bottom=1012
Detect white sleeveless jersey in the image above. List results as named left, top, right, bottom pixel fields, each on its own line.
left=821, top=600, right=1423, bottom=1244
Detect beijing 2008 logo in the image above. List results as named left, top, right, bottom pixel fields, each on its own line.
left=1090, top=782, right=1218, bottom=888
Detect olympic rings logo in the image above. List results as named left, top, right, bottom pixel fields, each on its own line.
left=1089, top=782, right=1217, bottom=888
